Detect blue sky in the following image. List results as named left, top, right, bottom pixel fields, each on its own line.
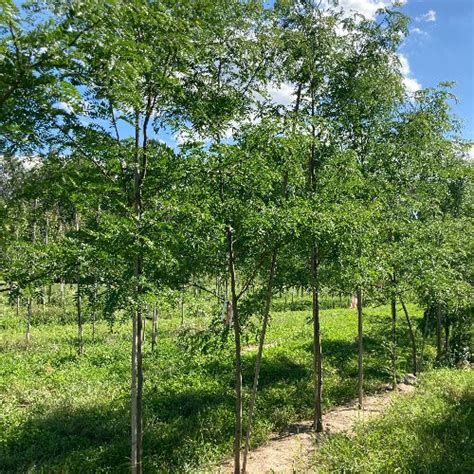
left=21, top=0, right=472, bottom=144
left=398, top=0, right=474, bottom=140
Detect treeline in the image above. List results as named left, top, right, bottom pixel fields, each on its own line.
left=0, top=1, right=472, bottom=473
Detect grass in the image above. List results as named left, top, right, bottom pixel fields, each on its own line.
left=0, top=293, right=436, bottom=473
left=313, top=368, right=474, bottom=473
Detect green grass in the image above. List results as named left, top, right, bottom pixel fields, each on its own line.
left=0, top=296, right=435, bottom=473
left=313, top=368, right=474, bottom=473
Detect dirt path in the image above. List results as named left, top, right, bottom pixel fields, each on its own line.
left=216, top=383, right=415, bottom=473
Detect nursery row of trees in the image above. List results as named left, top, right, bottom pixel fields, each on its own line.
left=1, top=1, right=472, bottom=472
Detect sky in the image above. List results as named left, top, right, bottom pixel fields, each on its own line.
left=397, top=0, right=474, bottom=141
left=171, top=0, right=474, bottom=147
left=267, top=0, right=474, bottom=141
left=189, top=0, right=474, bottom=144
left=21, top=0, right=473, bottom=145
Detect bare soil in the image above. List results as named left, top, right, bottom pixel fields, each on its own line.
left=215, top=383, right=415, bottom=473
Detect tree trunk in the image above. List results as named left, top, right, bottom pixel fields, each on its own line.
left=311, top=245, right=323, bottom=432
left=75, top=212, right=83, bottom=356
left=420, top=307, right=430, bottom=372
left=92, top=309, right=96, bottom=342
left=131, top=301, right=143, bottom=474
left=131, top=109, right=144, bottom=474
left=444, top=318, right=450, bottom=355
left=151, top=303, right=158, bottom=352
left=227, top=227, right=242, bottom=474
left=357, top=286, right=363, bottom=409
left=25, top=297, right=32, bottom=343
left=16, top=296, right=20, bottom=318
left=76, top=276, right=83, bottom=355
left=242, top=251, right=277, bottom=473
left=60, top=280, right=65, bottom=307
left=436, top=303, right=443, bottom=360
left=91, top=284, right=97, bottom=343
left=400, top=299, right=417, bottom=376
left=390, top=294, right=397, bottom=389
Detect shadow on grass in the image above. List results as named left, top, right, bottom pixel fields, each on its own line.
left=0, top=354, right=313, bottom=473
left=0, top=337, right=413, bottom=473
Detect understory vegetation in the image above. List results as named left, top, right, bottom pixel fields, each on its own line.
left=1, top=295, right=432, bottom=473
left=314, top=368, right=474, bottom=473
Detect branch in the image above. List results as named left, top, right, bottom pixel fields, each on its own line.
left=190, top=283, right=224, bottom=302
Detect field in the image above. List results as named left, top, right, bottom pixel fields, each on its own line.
left=0, top=293, right=437, bottom=473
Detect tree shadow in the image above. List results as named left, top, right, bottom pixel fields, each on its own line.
left=0, top=354, right=313, bottom=473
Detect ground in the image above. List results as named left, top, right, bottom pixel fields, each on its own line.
left=0, top=293, right=450, bottom=473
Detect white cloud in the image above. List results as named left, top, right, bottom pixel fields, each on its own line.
left=417, top=9, right=436, bottom=22
left=411, top=27, right=428, bottom=36
left=403, top=76, right=422, bottom=94
left=333, top=0, right=403, bottom=20
left=467, top=146, right=474, bottom=162
left=55, top=101, right=74, bottom=114
left=268, top=82, right=296, bottom=107
left=397, top=53, right=422, bottom=94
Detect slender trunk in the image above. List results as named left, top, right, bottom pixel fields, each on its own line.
left=131, top=109, right=144, bottom=474
left=444, top=318, right=450, bottom=354
left=25, top=199, right=38, bottom=342
left=131, top=301, right=143, bottom=474
left=16, top=296, right=20, bottom=318
left=151, top=303, right=158, bottom=352
left=25, top=297, right=32, bottom=343
left=308, top=90, right=323, bottom=433
left=75, top=212, right=83, bottom=356
left=227, top=227, right=242, bottom=474
left=436, top=303, right=442, bottom=360
left=420, top=308, right=430, bottom=372
left=311, top=245, right=323, bottom=432
left=400, top=299, right=417, bottom=376
left=92, top=284, right=97, bottom=343
left=357, top=286, right=363, bottom=409
left=59, top=218, right=65, bottom=320
left=242, top=251, right=277, bottom=473
left=180, top=295, right=184, bottom=325
left=390, top=294, right=397, bottom=389
left=45, top=216, right=51, bottom=306
left=76, top=275, right=83, bottom=355
left=92, top=310, right=96, bottom=342
left=60, top=279, right=65, bottom=320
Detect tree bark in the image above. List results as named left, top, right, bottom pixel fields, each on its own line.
left=151, top=303, right=158, bottom=352
left=420, top=307, right=430, bottom=372
left=76, top=274, right=83, bottom=355
left=92, top=284, right=97, bottom=343
left=390, top=294, right=397, bottom=389
left=242, top=251, right=277, bottom=473
left=227, top=227, right=242, bottom=474
left=311, top=245, right=323, bottom=432
left=436, top=303, right=442, bottom=360
left=75, top=212, right=83, bottom=356
left=357, top=286, right=363, bottom=409
left=25, top=297, right=32, bottom=343
left=400, top=299, right=417, bottom=376
left=131, top=109, right=144, bottom=474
